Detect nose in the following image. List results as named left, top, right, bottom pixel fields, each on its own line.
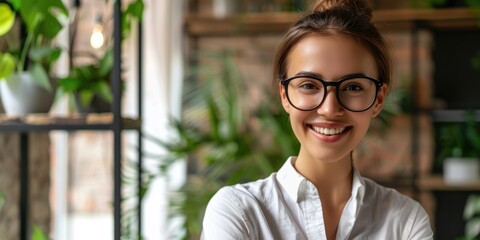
left=316, top=88, right=344, bottom=117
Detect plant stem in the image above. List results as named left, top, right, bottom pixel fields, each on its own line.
left=17, top=29, right=34, bottom=72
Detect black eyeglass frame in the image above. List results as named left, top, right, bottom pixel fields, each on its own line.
left=280, top=73, right=384, bottom=112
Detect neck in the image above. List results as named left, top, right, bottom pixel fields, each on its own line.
left=294, top=150, right=353, bottom=200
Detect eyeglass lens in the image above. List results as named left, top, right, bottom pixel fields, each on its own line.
left=285, top=77, right=379, bottom=112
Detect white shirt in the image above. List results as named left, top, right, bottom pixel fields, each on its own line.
left=201, top=157, right=434, bottom=240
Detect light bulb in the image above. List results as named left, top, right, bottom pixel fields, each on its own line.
left=90, top=24, right=104, bottom=49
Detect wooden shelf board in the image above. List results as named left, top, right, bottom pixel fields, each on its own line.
left=418, top=175, right=480, bottom=191
left=185, top=8, right=480, bottom=36
left=429, top=109, right=480, bottom=122
left=0, top=113, right=141, bottom=131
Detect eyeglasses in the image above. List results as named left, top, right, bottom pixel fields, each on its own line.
left=281, top=74, right=384, bottom=112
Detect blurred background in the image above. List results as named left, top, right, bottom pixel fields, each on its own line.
left=1, top=0, right=480, bottom=239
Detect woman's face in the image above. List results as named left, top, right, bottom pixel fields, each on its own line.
left=279, top=34, right=387, bottom=164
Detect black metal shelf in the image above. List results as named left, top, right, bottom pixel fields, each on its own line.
left=0, top=1, right=143, bottom=239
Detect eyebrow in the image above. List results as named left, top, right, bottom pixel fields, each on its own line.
left=293, top=71, right=369, bottom=80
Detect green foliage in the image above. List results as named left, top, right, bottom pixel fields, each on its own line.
left=438, top=111, right=480, bottom=160
left=0, top=52, right=15, bottom=79
left=0, top=191, right=5, bottom=211
left=410, top=0, right=447, bottom=8
left=120, top=156, right=153, bottom=240
left=32, top=225, right=48, bottom=240
left=144, top=50, right=297, bottom=239
left=56, top=50, right=114, bottom=108
left=457, top=195, right=480, bottom=240
left=56, top=0, right=143, bottom=111
left=122, top=0, right=144, bottom=39
left=466, top=0, right=480, bottom=8
left=473, top=53, right=480, bottom=70
left=0, top=2, right=15, bottom=36
left=0, top=0, right=68, bottom=91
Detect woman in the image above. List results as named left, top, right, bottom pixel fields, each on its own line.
left=201, top=0, right=434, bottom=239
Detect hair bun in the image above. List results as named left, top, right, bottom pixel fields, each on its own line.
left=312, top=0, right=372, bottom=20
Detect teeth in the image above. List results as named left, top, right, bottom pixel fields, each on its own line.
left=312, top=126, right=346, bottom=135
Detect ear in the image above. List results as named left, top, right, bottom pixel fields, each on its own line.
left=371, top=84, right=387, bottom=118
left=279, top=82, right=290, bottom=114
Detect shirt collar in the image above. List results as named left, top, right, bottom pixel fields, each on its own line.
left=276, top=156, right=305, bottom=202
left=352, top=167, right=366, bottom=207
left=276, top=156, right=366, bottom=206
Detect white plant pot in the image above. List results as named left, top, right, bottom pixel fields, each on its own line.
left=444, top=157, right=480, bottom=185
left=0, top=72, right=54, bottom=116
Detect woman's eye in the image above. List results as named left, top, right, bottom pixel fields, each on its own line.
left=343, top=84, right=363, bottom=92
left=299, top=82, right=318, bottom=90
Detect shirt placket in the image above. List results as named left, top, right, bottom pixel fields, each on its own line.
left=299, top=182, right=327, bottom=240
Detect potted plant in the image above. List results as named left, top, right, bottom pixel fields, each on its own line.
left=0, top=0, right=68, bottom=115
left=55, top=49, right=114, bottom=114
left=439, top=111, right=480, bottom=185
left=55, top=0, right=143, bottom=114
left=456, top=194, right=480, bottom=239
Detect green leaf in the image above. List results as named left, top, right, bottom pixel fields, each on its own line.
left=473, top=54, right=480, bottom=70
left=206, top=97, right=221, bottom=140
left=78, top=90, right=94, bottom=108
left=32, top=225, right=48, bottom=240
left=466, top=217, right=480, bottom=238
left=19, top=0, right=68, bottom=40
left=76, top=65, right=96, bottom=83
left=29, top=46, right=56, bottom=61
left=122, top=0, right=144, bottom=38
left=466, top=0, right=480, bottom=8
left=99, top=50, right=113, bottom=77
left=46, top=47, right=62, bottom=64
left=95, top=81, right=113, bottom=103
left=0, top=53, right=16, bottom=80
left=0, top=191, right=5, bottom=211
left=126, top=0, right=145, bottom=21
left=30, top=63, right=52, bottom=92
left=0, top=3, right=15, bottom=36
left=57, top=76, right=82, bottom=92
left=19, top=1, right=45, bottom=33
left=10, top=0, right=20, bottom=10
left=31, top=0, right=68, bottom=16
left=464, top=195, right=480, bottom=220
left=36, top=13, right=63, bottom=39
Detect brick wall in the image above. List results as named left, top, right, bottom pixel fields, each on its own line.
left=0, top=133, right=51, bottom=240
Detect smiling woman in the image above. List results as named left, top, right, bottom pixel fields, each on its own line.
left=200, top=0, right=434, bottom=239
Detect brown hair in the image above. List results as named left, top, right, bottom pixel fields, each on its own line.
left=272, top=0, right=391, bottom=91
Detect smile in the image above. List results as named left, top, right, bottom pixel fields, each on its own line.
left=311, top=126, right=346, bottom=136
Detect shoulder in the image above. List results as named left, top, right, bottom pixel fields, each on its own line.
left=363, top=177, right=414, bottom=207
left=210, top=173, right=279, bottom=206
left=362, top=177, right=420, bottom=214
left=361, top=178, right=434, bottom=239
left=202, top=174, right=279, bottom=239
